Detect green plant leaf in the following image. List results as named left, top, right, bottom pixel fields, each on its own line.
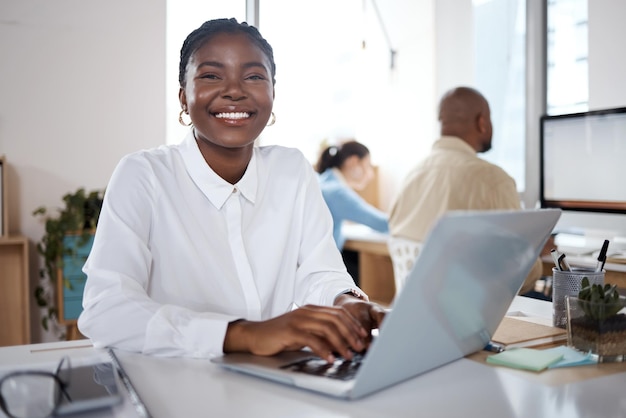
left=576, top=279, right=622, bottom=320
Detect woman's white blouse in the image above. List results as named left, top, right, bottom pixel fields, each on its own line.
left=78, top=131, right=358, bottom=358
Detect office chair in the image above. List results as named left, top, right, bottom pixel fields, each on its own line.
left=387, top=236, right=422, bottom=297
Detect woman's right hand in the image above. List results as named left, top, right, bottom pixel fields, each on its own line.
left=223, top=304, right=371, bottom=363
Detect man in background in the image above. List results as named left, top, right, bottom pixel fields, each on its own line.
left=388, top=86, right=542, bottom=295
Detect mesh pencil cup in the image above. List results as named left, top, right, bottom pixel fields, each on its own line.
left=552, top=267, right=604, bottom=329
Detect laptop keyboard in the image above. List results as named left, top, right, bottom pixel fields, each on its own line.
left=280, top=352, right=365, bottom=381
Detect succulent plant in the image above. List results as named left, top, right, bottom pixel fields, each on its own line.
left=577, top=277, right=624, bottom=321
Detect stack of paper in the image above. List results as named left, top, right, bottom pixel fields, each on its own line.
left=491, top=317, right=567, bottom=349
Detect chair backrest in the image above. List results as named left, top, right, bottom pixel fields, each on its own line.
left=387, top=236, right=422, bottom=297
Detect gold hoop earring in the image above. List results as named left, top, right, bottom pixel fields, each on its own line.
left=179, top=109, right=192, bottom=127
left=266, top=112, right=276, bottom=127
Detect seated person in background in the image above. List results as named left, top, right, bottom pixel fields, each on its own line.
left=316, top=140, right=389, bottom=285
left=388, top=86, right=542, bottom=295
left=78, top=18, right=385, bottom=361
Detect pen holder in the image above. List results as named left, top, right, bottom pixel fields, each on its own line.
left=552, top=267, right=604, bottom=329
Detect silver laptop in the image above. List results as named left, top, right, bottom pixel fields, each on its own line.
left=211, top=209, right=561, bottom=399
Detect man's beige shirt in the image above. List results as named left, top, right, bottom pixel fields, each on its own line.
left=389, top=135, right=542, bottom=294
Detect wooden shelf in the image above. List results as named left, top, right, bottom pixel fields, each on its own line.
left=0, top=236, right=30, bottom=346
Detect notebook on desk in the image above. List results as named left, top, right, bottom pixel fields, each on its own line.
left=211, top=209, right=562, bottom=399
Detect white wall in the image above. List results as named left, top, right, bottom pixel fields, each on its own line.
left=0, top=0, right=166, bottom=342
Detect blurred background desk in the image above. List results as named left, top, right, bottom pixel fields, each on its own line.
left=342, top=224, right=395, bottom=306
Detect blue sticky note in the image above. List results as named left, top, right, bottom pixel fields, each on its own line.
left=544, top=345, right=598, bottom=368
left=486, top=348, right=564, bottom=372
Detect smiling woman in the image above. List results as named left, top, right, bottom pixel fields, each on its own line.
left=76, top=18, right=386, bottom=362
left=177, top=22, right=276, bottom=183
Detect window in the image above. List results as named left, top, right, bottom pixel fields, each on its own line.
left=473, top=0, right=527, bottom=192
left=546, top=0, right=588, bottom=115
left=257, top=0, right=366, bottom=162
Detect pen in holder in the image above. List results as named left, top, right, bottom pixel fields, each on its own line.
left=552, top=267, right=604, bottom=329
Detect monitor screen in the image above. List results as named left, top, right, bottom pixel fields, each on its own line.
left=540, top=107, right=626, bottom=214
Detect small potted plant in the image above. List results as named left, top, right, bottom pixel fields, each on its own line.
left=32, top=188, right=104, bottom=337
left=566, top=277, right=626, bottom=362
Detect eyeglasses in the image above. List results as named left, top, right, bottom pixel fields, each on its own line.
left=0, top=356, right=72, bottom=418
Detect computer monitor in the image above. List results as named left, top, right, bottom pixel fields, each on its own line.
left=540, top=107, right=626, bottom=214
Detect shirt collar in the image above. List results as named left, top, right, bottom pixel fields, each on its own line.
left=179, top=130, right=258, bottom=210
left=434, top=135, right=477, bottom=155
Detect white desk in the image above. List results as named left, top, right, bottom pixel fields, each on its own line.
left=1, top=297, right=625, bottom=418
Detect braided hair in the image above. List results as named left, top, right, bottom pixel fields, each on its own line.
left=178, top=18, right=276, bottom=87
left=315, top=141, right=370, bottom=174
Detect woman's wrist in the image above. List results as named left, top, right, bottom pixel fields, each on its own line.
left=223, top=319, right=250, bottom=353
